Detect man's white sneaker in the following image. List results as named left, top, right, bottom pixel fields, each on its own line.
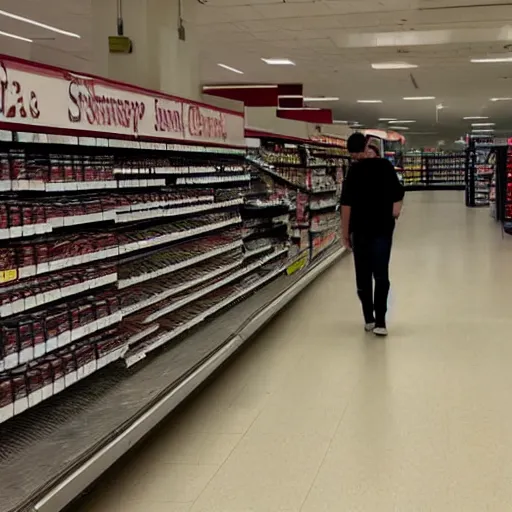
left=373, top=326, right=388, bottom=337
left=364, top=322, right=376, bottom=332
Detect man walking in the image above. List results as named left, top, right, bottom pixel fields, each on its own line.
left=340, top=133, right=405, bottom=336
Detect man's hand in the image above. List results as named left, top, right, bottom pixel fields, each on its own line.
left=393, top=201, right=402, bottom=219
left=343, top=236, right=352, bottom=251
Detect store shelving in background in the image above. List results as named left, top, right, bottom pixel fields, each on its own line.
left=402, top=152, right=465, bottom=190
left=402, top=152, right=424, bottom=188
left=503, top=142, right=512, bottom=233
left=465, top=137, right=498, bottom=208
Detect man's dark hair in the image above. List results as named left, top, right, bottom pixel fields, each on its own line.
left=347, top=132, right=367, bottom=154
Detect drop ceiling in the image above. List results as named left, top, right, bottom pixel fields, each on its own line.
left=3, top=0, right=512, bottom=142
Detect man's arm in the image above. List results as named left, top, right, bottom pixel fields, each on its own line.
left=340, top=168, right=354, bottom=249
left=386, top=160, right=405, bottom=218
left=341, top=205, right=352, bottom=249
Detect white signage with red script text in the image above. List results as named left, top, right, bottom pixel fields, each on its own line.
left=0, top=55, right=245, bottom=147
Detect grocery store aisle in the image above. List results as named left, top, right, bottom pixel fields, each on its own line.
left=78, top=191, right=512, bottom=512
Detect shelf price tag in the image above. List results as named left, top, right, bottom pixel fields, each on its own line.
left=286, top=254, right=309, bottom=275
left=0, top=269, right=18, bottom=284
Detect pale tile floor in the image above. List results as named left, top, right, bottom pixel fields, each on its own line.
left=78, top=191, right=512, bottom=512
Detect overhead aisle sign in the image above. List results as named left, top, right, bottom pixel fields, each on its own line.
left=0, top=55, right=245, bottom=147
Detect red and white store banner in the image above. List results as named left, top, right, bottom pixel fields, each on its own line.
left=0, top=55, right=245, bottom=147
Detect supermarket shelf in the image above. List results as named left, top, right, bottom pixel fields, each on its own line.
left=118, top=240, right=243, bottom=289
left=0, top=244, right=344, bottom=512
left=126, top=264, right=287, bottom=365
left=0, top=131, right=246, bottom=154
left=2, top=312, right=122, bottom=372
left=244, top=244, right=273, bottom=259
left=176, top=175, right=250, bottom=185
left=0, top=272, right=118, bottom=319
left=142, top=248, right=288, bottom=324
left=118, top=216, right=242, bottom=255
left=0, top=179, right=167, bottom=193
left=115, top=198, right=243, bottom=223
left=120, top=260, right=242, bottom=317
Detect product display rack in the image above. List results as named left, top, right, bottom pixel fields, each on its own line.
left=246, top=133, right=345, bottom=270
left=466, top=137, right=497, bottom=209
left=0, top=55, right=345, bottom=512
left=402, top=152, right=465, bottom=190
left=499, top=140, right=512, bottom=233
left=401, top=152, right=424, bottom=188
left=465, top=139, right=497, bottom=208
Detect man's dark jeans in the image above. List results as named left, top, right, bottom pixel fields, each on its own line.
left=351, top=231, right=393, bottom=326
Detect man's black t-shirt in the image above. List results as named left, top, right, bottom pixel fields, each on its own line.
left=340, top=158, right=405, bottom=235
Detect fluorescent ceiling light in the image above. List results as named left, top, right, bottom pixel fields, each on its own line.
left=490, top=97, right=512, bottom=101
left=304, top=96, right=339, bottom=102
left=371, top=62, right=418, bottom=69
left=392, top=126, right=410, bottom=130
left=261, top=58, right=295, bottom=65
left=333, top=120, right=349, bottom=124
left=403, top=96, right=436, bottom=100
left=0, top=9, right=80, bottom=38
left=389, top=120, right=416, bottom=124
left=278, top=107, right=321, bottom=111
left=357, top=99, right=382, bottom=103
left=203, top=85, right=276, bottom=90
left=471, top=57, right=512, bottom=63
left=379, top=118, right=397, bottom=121
left=217, top=63, right=243, bottom=74
left=463, top=116, right=489, bottom=120
left=471, top=122, right=495, bottom=126
left=472, top=129, right=494, bottom=132
left=0, top=29, right=32, bottom=43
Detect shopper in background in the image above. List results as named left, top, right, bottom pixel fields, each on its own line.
left=340, top=133, right=404, bottom=336
left=366, top=143, right=380, bottom=158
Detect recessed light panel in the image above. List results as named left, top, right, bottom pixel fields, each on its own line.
left=0, top=29, right=32, bottom=42
left=304, top=97, right=339, bottom=102
left=261, top=58, right=295, bottom=65
left=217, top=63, right=244, bottom=74
left=471, top=57, right=512, bottom=63
left=371, top=62, right=418, bottom=69
left=0, top=9, right=80, bottom=38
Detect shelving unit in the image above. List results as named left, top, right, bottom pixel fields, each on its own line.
left=502, top=143, right=512, bottom=233
left=0, top=55, right=345, bottom=512
left=402, top=152, right=465, bottom=190
left=245, top=133, right=346, bottom=270
left=465, top=138, right=498, bottom=208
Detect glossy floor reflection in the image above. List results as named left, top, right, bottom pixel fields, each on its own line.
left=78, top=192, right=512, bottom=511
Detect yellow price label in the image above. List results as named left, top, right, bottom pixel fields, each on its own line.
left=0, top=269, right=18, bottom=283
left=286, top=255, right=309, bottom=275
